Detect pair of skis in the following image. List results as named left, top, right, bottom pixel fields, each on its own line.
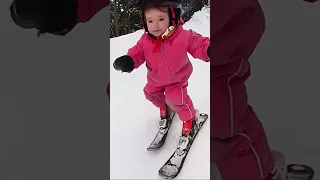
left=145, top=109, right=315, bottom=180
left=147, top=109, right=208, bottom=179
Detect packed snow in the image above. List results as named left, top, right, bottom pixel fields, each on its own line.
left=110, top=6, right=211, bottom=179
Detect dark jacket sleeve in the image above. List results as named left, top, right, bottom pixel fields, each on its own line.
left=211, top=0, right=251, bottom=35
left=76, top=0, right=110, bottom=22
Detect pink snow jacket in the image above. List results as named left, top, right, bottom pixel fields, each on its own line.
left=127, top=19, right=210, bottom=86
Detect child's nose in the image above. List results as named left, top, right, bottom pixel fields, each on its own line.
left=155, top=21, right=159, bottom=28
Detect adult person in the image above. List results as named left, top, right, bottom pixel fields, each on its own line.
left=210, top=0, right=279, bottom=179
left=9, top=0, right=110, bottom=98
left=10, top=0, right=109, bottom=36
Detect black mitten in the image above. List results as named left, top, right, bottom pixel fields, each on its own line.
left=113, top=55, right=134, bottom=72
left=10, top=0, right=78, bottom=36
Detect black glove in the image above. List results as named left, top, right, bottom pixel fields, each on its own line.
left=113, top=55, right=135, bottom=72
left=10, top=0, right=78, bottom=36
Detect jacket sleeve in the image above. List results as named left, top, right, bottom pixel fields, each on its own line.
left=187, top=30, right=210, bottom=62
left=127, top=36, right=145, bottom=69
left=211, top=0, right=251, bottom=35
left=76, top=0, right=110, bottom=22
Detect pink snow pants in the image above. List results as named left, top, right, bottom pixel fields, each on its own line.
left=143, top=81, right=196, bottom=121
left=210, top=2, right=275, bottom=180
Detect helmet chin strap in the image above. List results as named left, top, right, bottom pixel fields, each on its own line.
left=146, top=25, right=175, bottom=40
left=161, top=25, right=175, bottom=39
left=152, top=25, right=175, bottom=52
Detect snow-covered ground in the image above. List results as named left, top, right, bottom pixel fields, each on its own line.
left=110, top=6, right=211, bottom=179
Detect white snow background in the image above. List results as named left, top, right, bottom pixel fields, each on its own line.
left=110, top=6, right=211, bottom=179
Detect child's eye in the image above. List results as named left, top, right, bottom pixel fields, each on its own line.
left=148, top=20, right=152, bottom=23
left=159, top=18, right=164, bottom=21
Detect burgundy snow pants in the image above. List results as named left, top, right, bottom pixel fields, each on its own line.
left=210, top=1, right=275, bottom=179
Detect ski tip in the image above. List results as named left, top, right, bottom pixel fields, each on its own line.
left=287, top=164, right=315, bottom=180
left=159, top=170, right=177, bottom=179
left=158, top=164, right=180, bottom=179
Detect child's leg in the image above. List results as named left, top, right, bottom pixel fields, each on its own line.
left=164, top=81, right=196, bottom=121
left=143, top=83, right=166, bottom=109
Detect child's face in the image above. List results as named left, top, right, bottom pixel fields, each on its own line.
left=144, top=7, right=170, bottom=37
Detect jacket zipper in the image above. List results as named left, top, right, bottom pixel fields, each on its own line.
left=162, top=39, right=173, bottom=82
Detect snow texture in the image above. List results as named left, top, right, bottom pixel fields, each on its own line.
left=110, top=6, right=211, bottom=179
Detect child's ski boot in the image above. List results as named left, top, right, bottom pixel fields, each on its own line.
left=181, top=118, right=198, bottom=137
left=147, top=104, right=175, bottom=151
left=158, top=104, right=175, bottom=134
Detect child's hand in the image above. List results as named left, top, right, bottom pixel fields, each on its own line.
left=113, top=55, right=134, bottom=73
